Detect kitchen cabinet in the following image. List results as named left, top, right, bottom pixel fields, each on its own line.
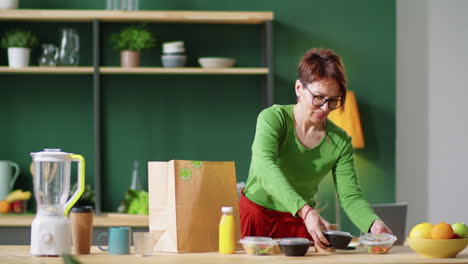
left=0, top=9, right=274, bottom=213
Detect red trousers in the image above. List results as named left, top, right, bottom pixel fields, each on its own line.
left=239, top=191, right=312, bottom=240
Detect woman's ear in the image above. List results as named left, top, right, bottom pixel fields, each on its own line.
left=295, top=79, right=303, bottom=97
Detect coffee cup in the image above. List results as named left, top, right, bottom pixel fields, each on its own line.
left=97, top=227, right=131, bottom=255
left=0, top=161, right=20, bottom=200
left=70, top=206, right=94, bottom=254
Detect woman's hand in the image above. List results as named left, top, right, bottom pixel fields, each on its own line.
left=299, top=205, right=334, bottom=249
left=370, top=219, right=393, bottom=234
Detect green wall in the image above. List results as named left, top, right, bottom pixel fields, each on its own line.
left=1, top=0, right=395, bottom=235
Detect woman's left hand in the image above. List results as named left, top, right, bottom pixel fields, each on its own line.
left=370, top=219, right=393, bottom=234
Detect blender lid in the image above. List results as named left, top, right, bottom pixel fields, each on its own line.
left=31, top=148, right=73, bottom=161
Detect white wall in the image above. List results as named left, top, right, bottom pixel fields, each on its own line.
left=397, top=0, right=468, bottom=234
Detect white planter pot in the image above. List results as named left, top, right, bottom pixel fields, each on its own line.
left=8, top=48, right=31, bottom=68
left=0, top=0, right=18, bottom=9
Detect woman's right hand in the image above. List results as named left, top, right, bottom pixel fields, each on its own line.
left=299, top=205, right=334, bottom=249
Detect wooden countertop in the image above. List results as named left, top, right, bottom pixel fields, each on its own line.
left=0, top=214, right=148, bottom=227
left=1, top=246, right=468, bottom=264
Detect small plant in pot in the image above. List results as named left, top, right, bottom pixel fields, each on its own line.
left=1, top=29, right=39, bottom=68
left=110, top=25, right=156, bottom=68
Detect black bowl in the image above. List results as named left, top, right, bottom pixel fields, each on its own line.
left=323, top=230, right=353, bottom=249
left=278, top=238, right=312, bottom=256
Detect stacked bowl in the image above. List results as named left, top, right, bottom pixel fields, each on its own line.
left=161, top=41, right=186, bottom=67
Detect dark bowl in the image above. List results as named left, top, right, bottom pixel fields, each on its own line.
left=278, top=238, right=312, bottom=256
left=323, top=230, right=353, bottom=249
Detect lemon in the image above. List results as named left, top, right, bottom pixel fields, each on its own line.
left=409, top=222, right=433, bottom=239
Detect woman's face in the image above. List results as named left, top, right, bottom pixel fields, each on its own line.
left=296, top=79, right=341, bottom=124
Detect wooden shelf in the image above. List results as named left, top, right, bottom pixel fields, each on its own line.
left=100, top=67, right=269, bottom=75
left=0, top=9, right=273, bottom=24
left=0, top=66, right=268, bottom=75
left=0, top=66, right=94, bottom=74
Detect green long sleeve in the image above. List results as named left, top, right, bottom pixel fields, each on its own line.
left=244, top=104, right=379, bottom=233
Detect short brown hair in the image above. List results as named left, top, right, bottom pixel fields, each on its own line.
left=298, top=48, right=347, bottom=108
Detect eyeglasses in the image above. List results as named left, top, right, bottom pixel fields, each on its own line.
left=303, top=86, right=342, bottom=110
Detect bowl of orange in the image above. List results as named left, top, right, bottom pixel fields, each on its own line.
left=407, top=222, right=468, bottom=258
left=407, top=238, right=468, bottom=258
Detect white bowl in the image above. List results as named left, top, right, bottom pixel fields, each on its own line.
left=161, top=55, right=187, bottom=67
left=198, top=57, right=236, bottom=68
left=163, top=41, right=185, bottom=54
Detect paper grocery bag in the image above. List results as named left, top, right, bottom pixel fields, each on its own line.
left=148, top=160, right=240, bottom=253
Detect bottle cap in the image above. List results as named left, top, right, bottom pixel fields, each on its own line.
left=221, top=206, right=233, bottom=213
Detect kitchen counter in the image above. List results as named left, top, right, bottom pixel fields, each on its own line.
left=0, top=213, right=148, bottom=227
left=1, top=246, right=468, bottom=264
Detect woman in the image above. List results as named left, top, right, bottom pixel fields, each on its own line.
left=240, top=48, right=392, bottom=249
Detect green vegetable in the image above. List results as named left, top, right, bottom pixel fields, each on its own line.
left=117, top=189, right=149, bottom=215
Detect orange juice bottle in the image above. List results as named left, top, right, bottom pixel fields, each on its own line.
left=219, top=206, right=235, bottom=254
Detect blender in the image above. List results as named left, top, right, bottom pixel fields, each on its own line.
left=30, top=149, right=85, bottom=256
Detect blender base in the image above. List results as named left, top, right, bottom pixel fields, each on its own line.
left=31, top=214, right=72, bottom=256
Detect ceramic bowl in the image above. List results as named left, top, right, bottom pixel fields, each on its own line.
left=359, top=233, right=397, bottom=254
left=162, top=41, right=185, bottom=53
left=407, top=238, right=468, bottom=258
left=239, top=236, right=276, bottom=255
left=323, top=230, right=353, bottom=249
left=198, top=57, right=236, bottom=68
left=277, top=237, right=312, bottom=256
left=161, top=55, right=187, bottom=67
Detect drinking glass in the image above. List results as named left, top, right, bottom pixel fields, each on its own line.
left=133, top=232, right=154, bottom=257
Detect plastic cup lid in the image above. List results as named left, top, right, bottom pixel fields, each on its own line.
left=31, top=148, right=73, bottom=162
left=239, top=236, right=275, bottom=245
left=323, top=230, right=353, bottom=237
left=70, top=206, right=94, bottom=213
left=359, top=233, right=397, bottom=245
left=278, top=237, right=312, bottom=245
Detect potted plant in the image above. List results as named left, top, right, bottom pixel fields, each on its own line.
left=1, top=29, right=39, bottom=68
left=110, top=25, right=156, bottom=68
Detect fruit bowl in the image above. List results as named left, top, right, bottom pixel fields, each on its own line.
left=407, top=238, right=468, bottom=258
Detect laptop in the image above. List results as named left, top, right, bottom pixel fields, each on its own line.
left=371, top=203, right=408, bottom=245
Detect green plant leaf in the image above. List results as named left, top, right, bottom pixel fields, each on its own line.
left=1, top=29, right=39, bottom=48
left=110, top=25, right=156, bottom=52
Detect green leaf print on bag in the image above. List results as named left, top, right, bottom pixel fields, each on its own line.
left=191, top=161, right=203, bottom=168
left=179, top=167, right=192, bottom=181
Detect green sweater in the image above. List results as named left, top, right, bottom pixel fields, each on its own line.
left=244, top=104, right=379, bottom=233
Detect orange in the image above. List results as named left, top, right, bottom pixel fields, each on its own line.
left=432, top=222, right=455, bottom=239
left=0, top=200, right=10, bottom=214
left=409, top=222, right=433, bottom=239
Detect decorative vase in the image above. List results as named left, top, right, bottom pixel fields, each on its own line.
left=8, top=47, right=30, bottom=68
left=121, top=50, right=140, bottom=67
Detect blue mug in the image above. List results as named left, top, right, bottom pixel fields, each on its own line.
left=97, top=227, right=131, bottom=255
